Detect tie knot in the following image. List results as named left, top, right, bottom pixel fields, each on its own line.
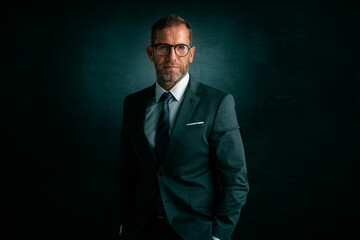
left=159, top=92, right=173, bottom=103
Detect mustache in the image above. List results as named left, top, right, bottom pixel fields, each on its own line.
left=164, top=62, right=180, bottom=66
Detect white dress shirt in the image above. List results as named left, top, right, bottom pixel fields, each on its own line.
left=144, top=72, right=189, bottom=148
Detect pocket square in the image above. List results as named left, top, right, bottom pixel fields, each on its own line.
left=186, top=121, right=204, bottom=126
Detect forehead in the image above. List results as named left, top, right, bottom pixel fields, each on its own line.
left=154, top=24, right=191, bottom=44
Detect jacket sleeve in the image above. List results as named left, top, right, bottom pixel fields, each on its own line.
left=210, top=94, right=249, bottom=240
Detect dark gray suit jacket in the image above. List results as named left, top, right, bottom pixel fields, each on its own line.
left=119, top=76, right=249, bottom=240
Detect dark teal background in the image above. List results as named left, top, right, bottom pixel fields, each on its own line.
left=3, top=0, right=359, bottom=239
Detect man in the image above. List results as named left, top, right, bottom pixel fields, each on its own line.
left=119, top=15, right=249, bottom=240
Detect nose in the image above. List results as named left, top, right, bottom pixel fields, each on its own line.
left=166, top=46, right=177, bottom=61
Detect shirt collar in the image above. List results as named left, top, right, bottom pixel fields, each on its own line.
left=155, top=72, right=190, bottom=103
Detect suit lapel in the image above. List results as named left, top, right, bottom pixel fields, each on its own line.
left=133, top=84, right=160, bottom=167
left=164, top=76, right=201, bottom=161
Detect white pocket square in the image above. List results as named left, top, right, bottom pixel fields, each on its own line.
left=186, top=121, right=204, bottom=126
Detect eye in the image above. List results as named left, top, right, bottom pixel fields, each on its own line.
left=177, top=45, right=186, bottom=49
left=158, top=44, right=168, bottom=49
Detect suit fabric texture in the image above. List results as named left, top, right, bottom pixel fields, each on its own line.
left=119, top=76, right=249, bottom=240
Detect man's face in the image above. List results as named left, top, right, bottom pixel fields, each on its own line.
left=147, top=24, right=195, bottom=88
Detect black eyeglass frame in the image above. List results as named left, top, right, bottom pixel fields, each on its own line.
left=152, top=43, right=193, bottom=57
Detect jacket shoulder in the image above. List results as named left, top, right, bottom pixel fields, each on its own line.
left=124, top=85, right=154, bottom=105
left=198, top=82, right=231, bottom=101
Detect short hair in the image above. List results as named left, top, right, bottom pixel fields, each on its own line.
left=151, top=14, right=192, bottom=45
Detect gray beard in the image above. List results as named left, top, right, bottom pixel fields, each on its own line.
left=157, top=69, right=186, bottom=83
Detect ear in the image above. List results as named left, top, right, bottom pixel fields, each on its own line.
left=189, top=46, right=195, bottom=63
left=147, top=46, right=154, bottom=62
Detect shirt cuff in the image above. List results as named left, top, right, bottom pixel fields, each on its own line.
left=212, top=236, right=220, bottom=240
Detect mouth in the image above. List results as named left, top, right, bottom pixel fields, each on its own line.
left=164, top=65, right=179, bottom=69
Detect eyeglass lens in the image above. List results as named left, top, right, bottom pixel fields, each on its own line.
left=156, top=44, right=189, bottom=56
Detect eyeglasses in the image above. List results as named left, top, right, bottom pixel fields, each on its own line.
left=152, top=43, right=193, bottom=57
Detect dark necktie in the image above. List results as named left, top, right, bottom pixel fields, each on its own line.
left=154, top=92, right=173, bottom=217
left=154, top=92, right=173, bottom=161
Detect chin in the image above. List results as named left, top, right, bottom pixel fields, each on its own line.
left=160, top=72, right=184, bottom=83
